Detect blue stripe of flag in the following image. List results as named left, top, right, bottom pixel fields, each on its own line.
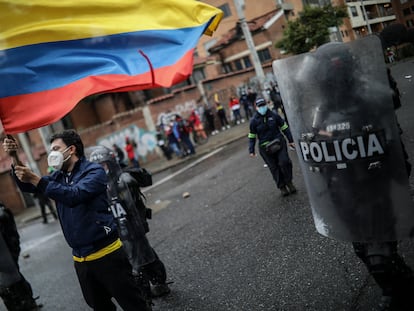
left=1, top=25, right=204, bottom=98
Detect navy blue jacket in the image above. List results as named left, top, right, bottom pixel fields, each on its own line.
left=248, top=110, right=293, bottom=154
left=14, top=157, right=117, bottom=258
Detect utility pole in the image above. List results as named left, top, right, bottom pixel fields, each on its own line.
left=233, top=0, right=268, bottom=100
left=17, top=133, right=41, bottom=175
left=197, top=80, right=210, bottom=107
left=360, top=0, right=372, bottom=34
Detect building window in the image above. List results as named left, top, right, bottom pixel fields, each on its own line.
left=192, top=68, right=206, bottom=83
left=171, top=78, right=191, bottom=91
left=219, top=3, right=231, bottom=18
left=350, top=6, right=358, bottom=17
left=400, top=0, right=408, bottom=4
left=403, top=8, right=411, bottom=16
left=223, top=62, right=233, bottom=73
left=234, top=59, right=243, bottom=71
left=257, top=48, right=272, bottom=63
left=61, top=115, right=74, bottom=130
left=243, top=56, right=252, bottom=68
left=204, top=39, right=217, bottom=56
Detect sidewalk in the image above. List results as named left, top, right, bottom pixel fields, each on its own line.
left=14, top=121, right=250, bottom=227
left=145, top=121, right=249, bottom=174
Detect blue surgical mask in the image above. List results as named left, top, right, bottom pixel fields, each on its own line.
left=257, top=106, right=268, bottom=115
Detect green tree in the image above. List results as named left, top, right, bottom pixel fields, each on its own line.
left=276, top=4, right=348, bottom=55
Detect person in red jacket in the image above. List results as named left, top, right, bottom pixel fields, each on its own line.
left=229, top=96, right=243, bottom=125
left=188, top=110, right=207, bottom=140
left=125, top=137, right=140, bottom=168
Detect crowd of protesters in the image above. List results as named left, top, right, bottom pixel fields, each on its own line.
left=113, top=85, right=284, bottom=164
left=152, top=86, right=281, bottom=162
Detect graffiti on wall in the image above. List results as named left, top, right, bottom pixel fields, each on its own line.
left=156, top=99, right=197, bottom=126
left=97, top=125, right=157, bottom=162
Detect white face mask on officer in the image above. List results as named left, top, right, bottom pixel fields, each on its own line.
left=47, top=146, right=72, bottom=171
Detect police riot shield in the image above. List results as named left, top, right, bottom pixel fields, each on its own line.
left=0, top=233, right=21, bottom=287
left=273, top=35, right=414, bottom=242
left=89, top=146, right=156, bottom=271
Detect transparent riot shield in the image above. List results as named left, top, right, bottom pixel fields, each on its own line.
left=0, top=234, right=21, bottom=287
left=273, top=35, right=414, bottom=242
left=88, top=146, right=156, bottom=272
left=109, top=166, right=156, bottom=272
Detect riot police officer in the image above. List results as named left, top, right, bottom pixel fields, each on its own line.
left=89, top=146, right=170, bottom=300
left=273, top=35, right=414, bottom=310
left=0, top=202, right=41, bottom=310
left=248, top=98, right=297, bottom=196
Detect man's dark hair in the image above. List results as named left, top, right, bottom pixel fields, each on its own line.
left=50, top=129, right=84, bottom=157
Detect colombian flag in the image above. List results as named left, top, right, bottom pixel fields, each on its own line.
left=0, top=0, right=222, bottom=134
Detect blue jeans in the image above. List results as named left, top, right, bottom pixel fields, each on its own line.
left=169, top=143, right=182, bottom=157
left=180, top=135, right=195, bottom=154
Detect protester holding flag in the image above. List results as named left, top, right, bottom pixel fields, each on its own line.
left=3, top=130, right=152, bottom=311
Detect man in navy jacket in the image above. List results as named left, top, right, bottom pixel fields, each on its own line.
left=3, top=130, right=151, bottom=311
left=248, top=98, right=296, bottom=196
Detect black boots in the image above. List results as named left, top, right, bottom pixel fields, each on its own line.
left=280, top=186, right=289, bottom=196
left=150, top=283, right=171, bottom=298
left=0, top=279, right=42, bottom=311
left=280, top=182, right=297, bottom=196
left=286, top=182, right=297, bottom=194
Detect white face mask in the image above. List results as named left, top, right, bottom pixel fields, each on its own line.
left=47, top=146, right=71, bottom=171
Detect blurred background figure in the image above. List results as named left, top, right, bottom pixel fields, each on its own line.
left=125, top=137, right=140, bottom=168
left=204, top=104, right=218, bottom=135
left=155, top=125, right=172, bottom=161
left=188, top=110, right=207, bottom=145
left=113, top=144, right=127, bottom=168
left=173, top=115, right=195, bottom=156
left=239, top=90, right=253, bottom=120
left=33, top=191, right=58, bottom=224
left=229, top=95, right=243, bottom=125
left=215, top=101, right=230, bottom=131
left=165, top=123, right=183, bottom=158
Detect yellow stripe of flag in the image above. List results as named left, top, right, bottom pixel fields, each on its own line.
left=0, top=0, right=223, bottom=50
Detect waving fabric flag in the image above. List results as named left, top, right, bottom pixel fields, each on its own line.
left=0, top=0, right=222, bottom=134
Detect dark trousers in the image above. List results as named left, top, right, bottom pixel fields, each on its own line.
left=243, top=104, right=253, bottom=120
left=180, top=135, right=195, bottom=154
left=206, top=117, right=216, bottom=131
left=353, top=241, right=414, bottom=309
left=232, top=109, right=242, bottom=123
left=217, top=112, right=229, bottom=127
left=140, top=249, right=167, bottom=285
left=74, top=248, right=150, bottom=311
left=0, top=273, right=38, bottom=311
left=259, top=140, right=293, bottom=189
left=39, top=201, right=57, bottom=223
